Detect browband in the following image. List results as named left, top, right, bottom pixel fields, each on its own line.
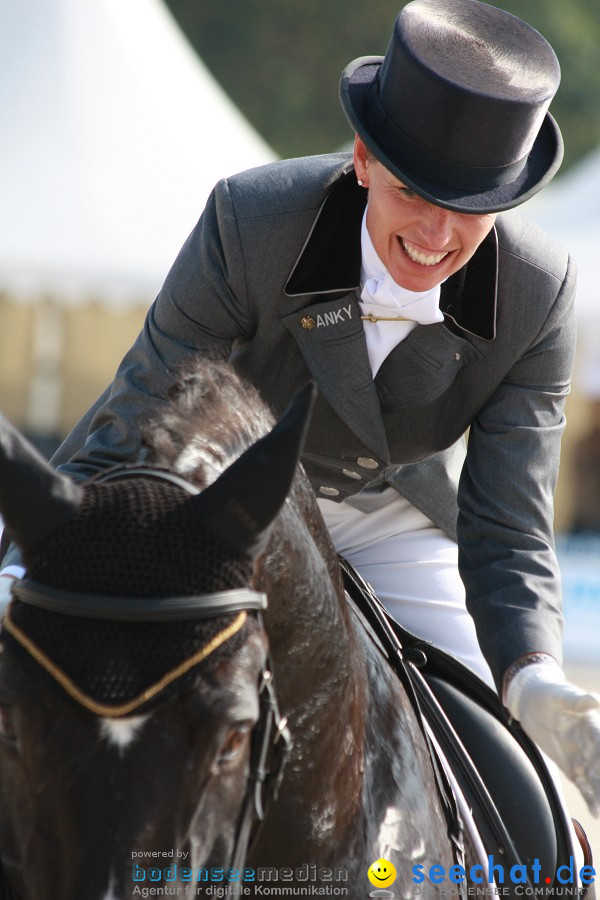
left=11, top=579, right=267, bottom=622
left=93, top=465, right=201, bottom=494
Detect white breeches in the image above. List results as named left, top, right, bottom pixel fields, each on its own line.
left=318, top=487, right=495, bottom=688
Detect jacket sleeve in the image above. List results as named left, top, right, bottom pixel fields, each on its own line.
left=51, top=177, right=250, bottom=479
left=457, top=253, right=577, bottom=691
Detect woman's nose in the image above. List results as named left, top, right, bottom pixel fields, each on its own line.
left=417, top=205, right=454, bottom=247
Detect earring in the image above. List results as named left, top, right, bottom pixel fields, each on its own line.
left=358, top=179, right=364, bottom=187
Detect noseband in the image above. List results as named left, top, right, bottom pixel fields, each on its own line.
left=4, top=465, right=293, bottom=881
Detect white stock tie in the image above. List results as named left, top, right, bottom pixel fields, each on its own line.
left=359, top=276, right=444, bottom=376
left=359, top=223, right=444, bottom=376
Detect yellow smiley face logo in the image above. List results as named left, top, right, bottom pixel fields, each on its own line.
left=367, top=858, right=397, bottom=888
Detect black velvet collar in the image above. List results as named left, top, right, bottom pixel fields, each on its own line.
left=285, top=167, right=365, bottom=296
left=284, top=167, right=498, bottom=342
left=439, top=227, right=498, bottom=342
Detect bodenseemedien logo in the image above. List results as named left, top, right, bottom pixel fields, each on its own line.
left=131, top=861, right=350, bottom=895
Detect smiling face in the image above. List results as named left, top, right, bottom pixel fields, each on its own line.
left=354, top=136, right=496, bottom=293
left=367, top=857, right=397, bottom=888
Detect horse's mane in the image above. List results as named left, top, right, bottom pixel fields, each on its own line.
left=2, top=361, right=280, bottom=712
left=20, top=360, right=271, bottom=599
left=144, top=359, right=275, bottom=488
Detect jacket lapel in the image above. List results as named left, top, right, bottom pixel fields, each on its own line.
left=280, top=292, right=390, bottom=462
left=282, top=166, right=389, bottom=461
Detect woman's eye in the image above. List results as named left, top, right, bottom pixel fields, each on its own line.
left=399, top=186, right=419, bottom=200
left=0, top=704, right=17, bottom=743
left=218, top=726, right=251, bottom=765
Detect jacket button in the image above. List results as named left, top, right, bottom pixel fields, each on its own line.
left=319, top=486, right=340, bottom=496
left=342, top=469, right=362, bottom=480
left=357, top=457, right=379, bottom=469
left=300, top=316, right=316, bottom=330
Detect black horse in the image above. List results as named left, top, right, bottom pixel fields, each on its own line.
left=0, top=361, right=469, bottom=900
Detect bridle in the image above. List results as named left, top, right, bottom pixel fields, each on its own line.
left=3, top=465, right=293, bottom=886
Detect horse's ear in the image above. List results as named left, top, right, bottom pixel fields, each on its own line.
left=0, top=414, right=83, bottom=554
left=190, top=382, right=316, bottom=559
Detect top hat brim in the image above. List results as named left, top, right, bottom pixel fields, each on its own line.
left=340, top=57, right=563, bottom=214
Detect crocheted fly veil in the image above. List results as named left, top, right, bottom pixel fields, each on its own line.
left=5, top=477, right=255, bottom=714
left=0, top=380, right=314, bottom=716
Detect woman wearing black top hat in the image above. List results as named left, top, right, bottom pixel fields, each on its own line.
left=1, top=0, right=599, bottom=843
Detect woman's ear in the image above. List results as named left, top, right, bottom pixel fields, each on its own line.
left=353, top=134, right=370, bottom=187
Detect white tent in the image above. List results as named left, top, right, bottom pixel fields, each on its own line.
left=522, top=145, right=600, bottom=328
left=0, top=0, right=276, bottom=305
left=520, top=145, right=600, bottom=397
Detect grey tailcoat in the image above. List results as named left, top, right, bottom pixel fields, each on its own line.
left=44, top=153, right=579, bottom=688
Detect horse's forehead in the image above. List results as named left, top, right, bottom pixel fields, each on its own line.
left=3, top=602, right=261, bottom=722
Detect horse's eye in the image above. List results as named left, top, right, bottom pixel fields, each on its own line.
left=218, top=725, right=251, bottom=766
left=0, top=704, right=16, bottom=743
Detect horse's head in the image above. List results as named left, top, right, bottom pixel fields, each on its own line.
left=0, top=373, right=313, bottom=900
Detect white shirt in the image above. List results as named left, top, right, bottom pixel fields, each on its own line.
left=359, top=209, right=444, bottom=376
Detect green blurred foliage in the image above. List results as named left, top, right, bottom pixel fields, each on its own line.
left=164, top=0, right=600, bottom=172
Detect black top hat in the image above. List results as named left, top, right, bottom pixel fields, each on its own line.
left=340, top=0, right=563, bottom=213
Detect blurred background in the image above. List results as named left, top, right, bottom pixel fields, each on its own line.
left=0, top=0, right=598, bottom=853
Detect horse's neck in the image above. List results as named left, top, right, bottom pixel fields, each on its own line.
left=251, top=483, right=464, bottom=874
left=254, top=488, right=370, bottom=850
left=261, top=485, right=361, bottom=685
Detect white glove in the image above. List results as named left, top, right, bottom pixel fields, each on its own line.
left=0, top=566, right=24, bottom=616
left=505, top=657, right=600, bottom=817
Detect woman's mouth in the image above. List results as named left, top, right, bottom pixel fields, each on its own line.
left=400, top=237, right=450, bottom=267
